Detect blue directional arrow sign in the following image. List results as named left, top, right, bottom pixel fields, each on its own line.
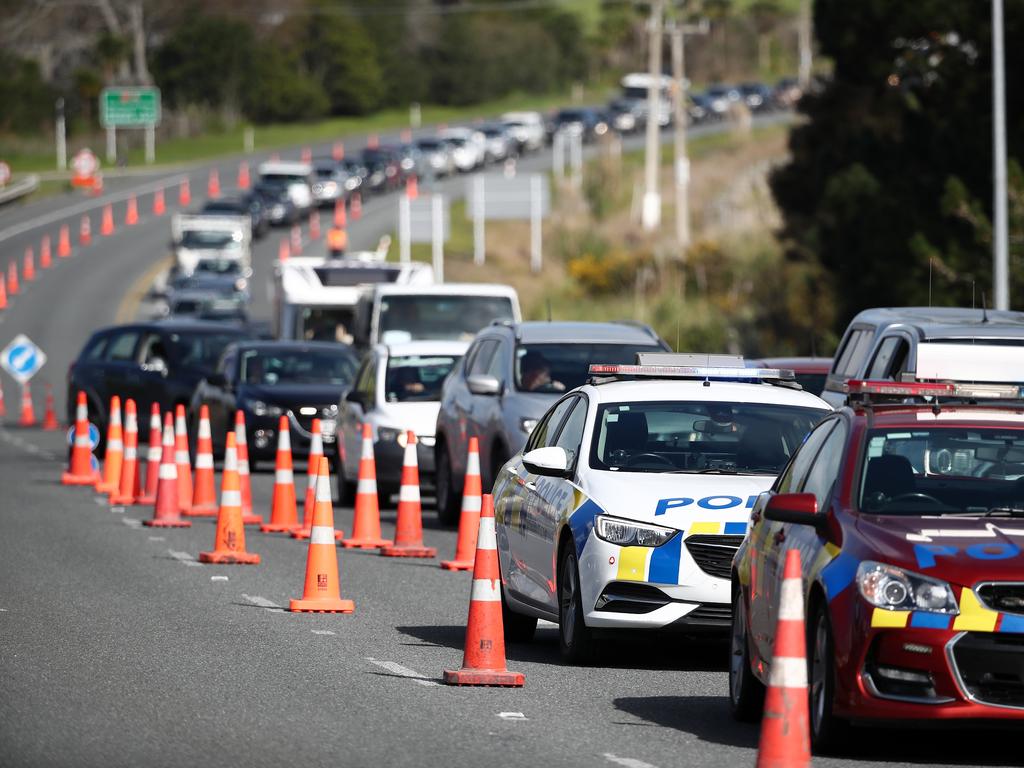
left=67, top=423, right=102, bottom=451
left=0, top=334, right=47, bottom=384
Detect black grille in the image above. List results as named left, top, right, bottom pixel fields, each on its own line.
left=977, top=584, right=1024, bottom=616
left=951, top=632, right=1024, bottom=708
left=685, top=535, right=744, bottom=580
left=683, top=603, right=732, bottom=626
left=595, top=582, right=671, bottom=614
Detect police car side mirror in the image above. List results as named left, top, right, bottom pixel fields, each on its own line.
left=764, top=493, right=825, bottom=531
left=467, top=374, right=502, bottom=396
left=522, top=447, right=570, bottom=478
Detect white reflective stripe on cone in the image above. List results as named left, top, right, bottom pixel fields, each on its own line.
left=461, top=495, right=482, bottom=513
left=476, top=517, right=497, bottom=550
left=356, top=478, right=377, bottom=494
left=275, top=469, right=293, bottom=484
left=198, top=420, right=211, bottom=438
left=220, top=490, right=242, bottom=507
left=147, top=447, right=161, bottom=460
left=195, top=454, right=214, bottom=469
left=175, top=451, right=189, bottom=464
left=778, top=579, right=805, bottom=621
left=223, top=448, right=237, bottom=473
left=158, top=463, right=178, bottom=480
left=278, top=430, right=291, bottom=451
left=316, top=474, right=332, bottom=502
left=466, top=453, right=480, bottom=475
left=75, top=435, right=92, bottom=447
left=310, top=526, right=335, bottom=545
left=767, top=656, right=807, bottom=689
left=237, top=459, right=250, bottom=474
left=470, top=579, right=501, bottom=602
left=124, top=447, right=136, bottom=460
left=77, top=404, right=88, bottom=420
left=399, top=485, right=420, bottom=503
left=361, top=438, right=373, bottom=456
left=107, top=440, right=123, bottom=451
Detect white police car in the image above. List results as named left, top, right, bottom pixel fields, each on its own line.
left=492, top=353, right=831, bottom=662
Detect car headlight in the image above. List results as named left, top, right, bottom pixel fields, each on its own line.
left=520, top=418, right=537, bottom=435
left=245, top=399, right=282, bottom=418
left=856, top=561, right=959, bottom=614
left=595, top=515, right=677, bottom=547
left=377, top=426, right=403, bottom=445
left=271, top=205, right=285, bottom=217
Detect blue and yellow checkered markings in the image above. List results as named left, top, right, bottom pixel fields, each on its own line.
left=614, top=521, right=747, bottom=584
left=821, top=547, right=857, bottom=601
left=868, top=586, right=1024, bottom=633
left=569, top=498, right=604, bottom=557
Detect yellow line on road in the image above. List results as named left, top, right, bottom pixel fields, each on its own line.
left=116, top=255, right=173, bottom=323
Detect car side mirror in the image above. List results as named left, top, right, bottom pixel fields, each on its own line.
left=764, top=492, right=825, bottom=530
left=522, top=446, right=570, bottom=478
left=467, top=374, right=502, bottom=396
left=344, top=389, right=364, bottom=408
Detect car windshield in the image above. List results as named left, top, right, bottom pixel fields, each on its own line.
left=240, top=348, right=356, bottom=386
left=858, top=426, right=1024, bottom=515
left=590, top=400, right=828, bottom=474
left=194, top=260, right=241, bottom=275
left=417, top=140, right=443, bottom=151
left=384, top=355, right=460, bottom=403
left=514, top=343, right=662, bottom=393
left=202, top=202, right=243, bottom=214
left=297, top=306, right=356, bottom=345
left=180, top=230, right=238, bottom=248
left=169, top=331, right=244, bottom=370
left=378, top=295, right=514, bottom=342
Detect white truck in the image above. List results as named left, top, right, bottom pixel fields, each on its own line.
left=500, top=111, right=545, bottom=153
left=272, top=251, right=434, bottom=344
left=171, top=214, right=252, bottom=276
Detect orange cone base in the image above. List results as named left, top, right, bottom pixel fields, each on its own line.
left=142, top=518, right=192, bottom=528
left=109, top=493, right=135, bottom=506
left=260, top=522, right=300, bottom=533
left=62, top=471, right=99, bottom=486
left=95, top=481, right=117, bottom=494
left=183, top=504, right=218, bottom=517
left=199, top=550, right=260, bottom=565
left=442, top=667, right=524, bottom=687
left=341, top=537, right=392, bottom=549
left=136, top=494, right=156, bottom=505
left=288, top=597, right=354, bottom=613
left=291, top=527, right=344, bottom=541
left=381, top=544, right=437, bottom=558
left=439, top=559, right=474, bottom=571
left=241, top=513, right=263, bottom=525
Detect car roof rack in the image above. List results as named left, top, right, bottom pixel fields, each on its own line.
left=586, top=352, right=797, bottom=387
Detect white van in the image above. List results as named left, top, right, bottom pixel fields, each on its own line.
left=257, top=161, right=314, bottom=212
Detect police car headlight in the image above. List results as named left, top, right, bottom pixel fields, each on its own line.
left=245, top=399, right=282, bottom=418
left=595, top=515, right=677, bottom=547
left=856, top=561, right=958, bottom=614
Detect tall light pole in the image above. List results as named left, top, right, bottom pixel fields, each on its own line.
left=642, top=0, right=665, bottom=232
left=798, top=0, right=812, bottom=88
left=993, top=0, right=1010, bottom=310
left=669, top=20, right=690, bottom=251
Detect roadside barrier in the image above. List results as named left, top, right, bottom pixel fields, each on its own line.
left=341, top=423, right=391, bottom=549
left=62, top=391, right=98, bottom=485
left=441, top=437, right=482, bottom=571
left=42, top=384, right=59, bottom=431
left=443, top=494, right=524, bottom=687
left=96, top=395, right=122, bottom=494
left=260, top=415, right=299, bottom=533
left=174, top=404, right=192, bottom=514
left=143, top=413, right=191, bottom=528
left=381, top=431, right=435, bottom=558
left=199, top=431, right=260, bottom=564
left=234, top=410, right=260, bottom=525
left=289, top=457, right=354, bottom=613
left=138, top=403, right=161, bottom=505
left=111, top=399, right=140, bottom=505
left=187, top=404, right=218, bottom=516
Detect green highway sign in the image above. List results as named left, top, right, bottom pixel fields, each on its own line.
left=100, top=87, right=161, bottom=128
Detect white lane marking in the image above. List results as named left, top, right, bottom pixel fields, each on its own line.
left=311, top=630, right=336, bottom=636
left=365, top=657, right=439, bottom=687
left=497, top=712, right=527, bottom=721
left=168, top=549, right=201, bottom=567
left=121, top=518, right=142, bottom=529
left=94, top=497, right=107, bottom=506
left=241, top=594, right=281, bottom=610
left=110, top=506, right=125, bottom=514
left=147, top=536, right=165, bottom=541
left=23, top=443, right=39, bottom=455
left=210, top=575, right=229, bottom=582
left=603, top=755, right=658, bottom=768
left=0, top=608, right=7, bottom=611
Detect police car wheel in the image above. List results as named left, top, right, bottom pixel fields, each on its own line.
left=729, top=585, right=764, bottom=721
left=501, top=588, right=537, bottom=643
left=558, top=544, right=598, bottom=664
left=809, top=602, right=848, bottom=753
left=434, top=445, right=461, bottom=526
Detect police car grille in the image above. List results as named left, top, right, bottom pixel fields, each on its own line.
left=685, top=535, right=745, bottom=581
left=976, top=584, right=1024, bottom=616
left=950, top=632, right=1024, bottom=708
left=683, top=603, right=732, bottom=625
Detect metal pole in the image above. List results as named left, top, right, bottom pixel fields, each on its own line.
left=432, top=193, right=444, bottom=282
left=243, top=126, right=255, bottom=153
left=144, top=125, right=155, bottom=164
left=570, top=131, right=583, bottom=190
left=106, top=127, right=117, bottom=164
left=55, top=99, right=67, bottom=171
left=670, top=22, right=691, bottom=252
left=993, top=0, right=1009, bottom=310
left=399, top=195, right=411, bottom=263
left=473, top=175, right=485, bottom=265
left=530, top=175, right=542, bottom=273
left=641, top=0, right=664, bottom=231
left=798, top=0, right=812, bottom=89
left=410, top=102, right=422, bottom=129
left=553, top=131, right=565, bottom=180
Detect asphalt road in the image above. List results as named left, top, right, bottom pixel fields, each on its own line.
left=3, top=113, right=1016, bottom=767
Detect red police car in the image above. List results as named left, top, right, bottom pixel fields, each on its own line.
left=730, top=373, right=1024, bottom=750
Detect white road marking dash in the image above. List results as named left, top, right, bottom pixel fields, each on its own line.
left=210, top=575, right=229, bottom=582
left=168, top=549, right=201, bottom=567
left=121, top=518, right=142, bottom=528
left=311, top=629, right=336, bottom=636
left=241, top=594, right=281, bottom=610
left=603, top=754, right=658, bottom=768
left=497, top=712, right=527, bottom=720
left=147, top=536, right=165, bottom=541
left=365, top=657, right=439, bottom=687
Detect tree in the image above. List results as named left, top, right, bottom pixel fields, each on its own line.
left=771, top=0, right=1024, bottom=331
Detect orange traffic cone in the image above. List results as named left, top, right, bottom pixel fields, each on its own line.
left=125, top=195, right=139, bottom=225
left=186, top=404, right=218, bottom=516
left=290, top=224, right=302, bottom=255
left=23, top=247, right=35, bottom=282
left=400, top=128, right=412, bottom=143
left=237, top=161, right=250, bottom=190
left=406, top=175, right=418, bottom=200
left=111, top=399, right=140, bottom=505
left=207, top=168, right=221, bottom=198
left=79, top=214, right=92, bottom=246
left=367, top=133, right=379, bottom=149
left=58, top=224, right=72, bottom=257
left=0, top=278, right=6, bottom=310
left=7, top=261, right=19, bottom=297
left=40, top=235, right=52, bottom=269
left=143, top=414, right=191, bottom=528
left=381, top=432, right=435, bottom=558
left=234, top=410, right=261, bottom=525
left=91, top=172, right=103, bottom=195
left=62, top=392, right=98, bottom=485
left=153, top=188, right=166, bottom=216
left=179, top=179, right=191, bottom=206
left=100, top=204, right=114, bottom=236
left=42, top=384, right=59, bottom=430
left=96, top=395, right=122, bottom=493
left=350, top=192, right=362, bottom=221
left=174, top=404, right=192, bottom=514
left=309, top=209, right=320, bottom=240
left=260, top=415, right=299, bottom=533
left=341, top=424, right=392, bottom=549
left=200, top=432, right=260, bottom=564
left=293, top=420, right=343, bottom=541
left=443, top=494, right=524, bottom=686
left=18, top=382, right=36, bottom=427
left=301, top=147, right=312, bottom=163
left=278, top=237, right=290, bottom=262
left=0, top=379, right=5, bottom=416
left=138, top=403, right=161, bottom=505
left=756, top=549, right=812, bottom=768
left=289, top=457, right=354, bottom=613
left=441, top=437, right=482, bottom=570
left=332, top=141, right=345, bottom=161
left=334, top=199, right=347, bottom=228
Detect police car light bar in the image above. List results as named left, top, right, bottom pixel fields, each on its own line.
left=588, top=364, right=795, bottom=381
left=846, top=379, right=1024, bottom=399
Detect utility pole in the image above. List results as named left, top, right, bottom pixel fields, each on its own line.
left=667, top=13, right=707, bottom=254
left=641, top=0, right=664, bottom=232
left=993, top=0, right=1009, bottom=310
left=798, top=0, right=812, bottom=88
left=55, top=98, right=67, bottom=171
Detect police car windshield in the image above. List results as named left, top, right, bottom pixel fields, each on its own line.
left=590, top=401, right=827, bottom=474
left=515, top=343, right=663, bottom=393
left=385, top=355, right=460, bottom=403
left=859, top=427, right=1024, bottom=516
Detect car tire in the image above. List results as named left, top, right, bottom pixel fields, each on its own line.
left=729, top=583, right=765, bottom=722
left=502, top=587, right=537, bottom=643
left=809, top=600, right=849, bottom=753
left=487, top=444, right=509, bottom=497
left=434, top=443, right=461, bottom=526
left=558, top=542, right=599, bottom=664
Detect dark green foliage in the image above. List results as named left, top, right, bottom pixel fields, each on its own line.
left=0, top=52, right=55, bottom=133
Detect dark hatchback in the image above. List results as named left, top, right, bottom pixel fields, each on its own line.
left=67, top=320, right=253, bottom=440
left=189, top=340, right=359, bottom=468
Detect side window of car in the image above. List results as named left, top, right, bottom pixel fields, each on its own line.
left=553, top=396, right=589, bottom=469
left=82, top=333, right=109, bottom=361
left=774, top=420, right=836, bottom=494
left=866, top=336, right=909, bottom=379
left=526, top=397, right=576, bottom=452
left=833, top=328, right=873, bottom=377
left=105, top=331, right=141, bottom=362
left=467, top=340, right=498, bottom=377
left=799, top=420, right=849, bottom=511
left=138, top=333, right=168, bottom=367
left=486, top=341, right=507, bottom=382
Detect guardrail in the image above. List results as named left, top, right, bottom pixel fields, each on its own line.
left=0, top=175, right=41, bottom=206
